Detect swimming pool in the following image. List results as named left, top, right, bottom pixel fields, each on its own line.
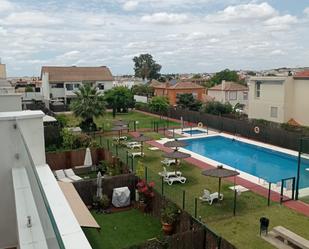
left=183, top=129, right=207, bottom=135
left=183, top=135, right=309, bottom=188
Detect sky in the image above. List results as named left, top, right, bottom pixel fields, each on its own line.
left=0, top=0, right=309, bottom=76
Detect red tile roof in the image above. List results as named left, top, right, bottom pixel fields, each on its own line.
left=294, top=71, right=309, bottom=78
left=208, top=81, right=248, bottom=91
left=41, top=66, right=114, bottom=82
left=168, top=81, right=205, bottom=89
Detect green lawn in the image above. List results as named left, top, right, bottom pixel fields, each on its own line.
left=83, top=209, right=162, bottom=249
left=58, top=111, right=180, bottom=131
left=100, top=138, right=309, bottom=249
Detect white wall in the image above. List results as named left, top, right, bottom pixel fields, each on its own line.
left=0, top=111, right=44, bottom=248
left=134, top=95, right=148, bottom=103
left=41, top=72, right=50, bottom=101
left=0, top=94, right=22, bottom=112
left=248, top=77, right=286, bottom=123
left=293, top=79, right=309, bottom=126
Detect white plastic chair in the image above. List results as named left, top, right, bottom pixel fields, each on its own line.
left=64, top=168, right=83, bottom=181
left=131, top=152, right=144, bottom=158
left=159, top=167, right=182, bottom=177
left=128, top=143, right=142, bottom=149
left=55, top=170, right=73, bottom=183
left=199, top=189, right=223, bottom=205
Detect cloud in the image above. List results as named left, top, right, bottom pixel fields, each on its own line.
left=0, top=0, right=14, bottom=12
left=3, top=12, right=62, bottom=26
left=270, top=49, right=285, bottom=55
left=207, top=2, right=277, bottom=22
left=122, top=1, right=139, bottom=11
left=304, top=7, right=309, bottom=16
left=264, top=15, right=298, bottom=30
left=141, top=12, right=188, bottom=24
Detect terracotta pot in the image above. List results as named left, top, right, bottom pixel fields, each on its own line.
left=162, top=222, right=173, bottom=235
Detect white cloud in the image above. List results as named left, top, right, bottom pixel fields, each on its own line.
left=122, top=1, right=139, bottom=11
left=264, top=15, right=298, bottom=30
left=304, top=7, right=309, bottom=16
left=207, top=2, right=277, bottom=22
left=4, top=12, right=62, bottom=26
left=0, top=0, right=14, bottom=12
left=270, top=49, right=285, bottom=55
left=141, top=12, right=188, bottom=24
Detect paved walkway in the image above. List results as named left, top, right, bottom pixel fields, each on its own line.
left=130, top=131, right=309, bottom=217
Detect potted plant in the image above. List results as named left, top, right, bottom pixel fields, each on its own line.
left=136, top=179, right=155, bottom=212
left=161, top=202, right=179, bottom=235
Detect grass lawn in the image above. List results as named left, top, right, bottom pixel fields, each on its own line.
left=101, top=137, right=309, bottom=249
left=58, top=111, right=180, bottom=131
left=83, top=209, right=162, bottom=249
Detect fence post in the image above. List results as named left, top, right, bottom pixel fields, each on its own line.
left=126, top=151, right=129, bottom=165
left=194, top=197, right=197, bottom=218
left=182, top=190, right=186, bottom=210
left=116, top=144, right=118, bottom=156
left=268, top=182, right=271, bottom=206
left=173, top=128, right=175, bottom=138
left=217, top=237, right=222, bottom=249
left=99, top=135, right=102, bottom=146
left=233, top=189, right=237, bottom=216
left=145, top=166, right=148, bottom=182
left=161, top=176, right=164, bottom=196
left=280, top=179, right=284, bottom=204
left=131, top=156, right=134, bottom=172
left=107, top=139, right=110, bottom=150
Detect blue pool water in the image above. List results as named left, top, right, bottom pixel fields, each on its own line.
left=183, top=129, right=207, bottom=135
left=184, top=136, right=309, bottom=188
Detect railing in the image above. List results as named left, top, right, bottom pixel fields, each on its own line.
left=16, top=124, right=65, bottom=248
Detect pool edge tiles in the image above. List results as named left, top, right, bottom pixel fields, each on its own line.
left=157, top=133, right=309, bottom=197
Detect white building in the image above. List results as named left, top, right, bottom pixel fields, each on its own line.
left=248, top=71, right=309, bottom=126
left=207, top=81, right=249, bottom=112
left=0, top=111, right=92, bottom=249
left=41, top=66, right=114, bottom=104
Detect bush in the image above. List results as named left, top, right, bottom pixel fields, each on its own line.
left=203, top=101, right=233, bottom=115
left=99, top=195, right=110, bottom=209
left=56, top=114, right=69, bottom=128
left=25, top=85, right=34, bottom=92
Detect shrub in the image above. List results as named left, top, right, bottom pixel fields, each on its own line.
left=203, top=101, right=233, bottom=115
left=161, top=202, right=180, bottom=224
left=99, top=195, right=110, bottom=209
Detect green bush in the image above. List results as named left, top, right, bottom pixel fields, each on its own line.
left=203, top=101, right=233, bottom=115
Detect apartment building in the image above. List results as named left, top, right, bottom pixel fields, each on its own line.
left=41, top=66, right=114, bottom=104
left=248, top=71, right=309, bottom=126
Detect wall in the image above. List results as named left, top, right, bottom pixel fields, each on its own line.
left=0, top=111, right=44, bottom=248
left=41, top=72, right=50, bottom=101
left=292, top=78, right=309, bottom=126
left=248, top=77, right=286, bottom=123
left=168, top=89, right=204, bottom=105
left=0, top=94, right=22, bottom=112
left=0, top=64, right=6, bottom=79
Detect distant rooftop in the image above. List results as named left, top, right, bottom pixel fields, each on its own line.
left=152, top=81, right=204, bottom=90
left=209, top=81, right=248, bottom=91
left=41, top=66, right=114, bottom=82
left=294, top=71, right=309, bottom=79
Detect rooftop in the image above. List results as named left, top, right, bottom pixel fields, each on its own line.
left=209, top=81, right=248, bottom=91
left=152, top=81, right=205, bottom=90
left=41, top=66, right=114, bottom=82
left=294, top=71, right=309, bottom=79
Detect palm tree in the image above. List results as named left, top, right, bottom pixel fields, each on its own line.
left=70, top=84, right=106, bottom=132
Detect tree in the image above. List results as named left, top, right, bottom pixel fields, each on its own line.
left=176, top=93, right=203, bottom=111
left=133, top=54, right=162, bottom=80
left=207, top=69, right=243, bottom=87
left=70, top=84, right=106, bottom=132
left=149, top=96, right=169, bottom=117
left=203, top=101, right=233, bottom=116
left=131, top=84, right=154, bottom=97
left=104, top=86, right=135, bottom=117
left=25, top=85, right=34, bottom=92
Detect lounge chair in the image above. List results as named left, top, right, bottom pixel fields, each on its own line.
left=125, top=141, right=139, bottom=148
left=158, top=167, right=182, bottom=178
left=131, top=152, right=144, bottom=158
left=55, top=170, right=73, bottom=183
left=199, top=189, right=223, bottom=205
left=64, top=169, right=83, bottom=181
left=127, top=143, right=142, bottom=149
left=161, top=158, right=176, bottom=167
left=112, top=136, right=128, bottom=141
left=163, top=175, right=186, bottom=185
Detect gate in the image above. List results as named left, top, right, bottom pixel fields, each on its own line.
left=280, top=177, right=296, bottom=204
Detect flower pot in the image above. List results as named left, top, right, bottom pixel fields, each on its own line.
left=162, top=222, right=173, bottom=235
left=138, top=201, right=147, bottom=213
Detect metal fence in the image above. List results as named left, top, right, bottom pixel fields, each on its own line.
left=137, top=106, right=303, bottom=151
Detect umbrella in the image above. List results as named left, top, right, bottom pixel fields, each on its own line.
left=134, top=134, right=151, bottom=154
left=84, top=147, right=93, bottom=168
left=201, top=165, right=239, bottom=198
left=96, top=171, right=103, bottom=199
left=163, top=150, right=191, bottom=173
left=164, top=139, right=187, bottom=150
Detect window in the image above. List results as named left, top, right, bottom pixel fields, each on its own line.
left=74, top=84, right=80, bottom=89
left=98, top=84, right=104, bottom=90
left=270, top=107, right=278, bottom=118
left=243, top=92, right=248, bottom=100
left=255, top=81, right=261, bottom=98
left=229, top=91, right=237, bottom=100
left=65, top=84, right=73, bottom=91
left=51, top=83, right=64, bottom=88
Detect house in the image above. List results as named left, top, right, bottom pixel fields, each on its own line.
left=152, top=81, right=205, bottom=105
left=207, top=81, right=249, bottom=112
left=41, top=66, right=114, bottom=104
left=248, top=71, right=309, bottom=126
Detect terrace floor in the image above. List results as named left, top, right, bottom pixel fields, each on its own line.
left=83, top=209, right=162, bottom=249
